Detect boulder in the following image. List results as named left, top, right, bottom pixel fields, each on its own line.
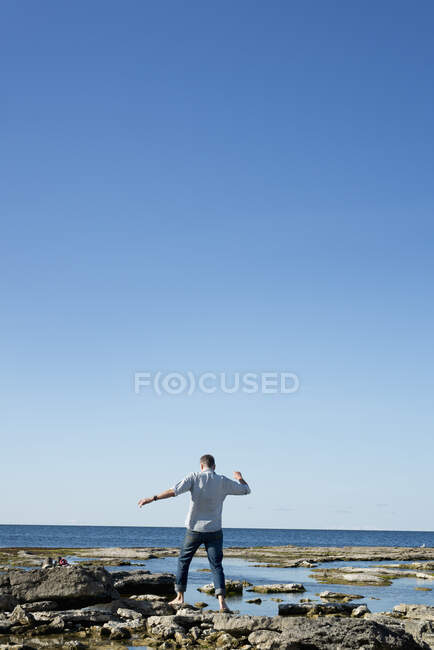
left=113, top=570, right=175, bottom=596
left=8, top=566, right=117, bottom=606
left=277, top=617, right=423, bottom=649
left=0, top=594, right=18, bottom=611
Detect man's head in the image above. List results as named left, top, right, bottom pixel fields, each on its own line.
left=200, top=454, right=216, bottom=471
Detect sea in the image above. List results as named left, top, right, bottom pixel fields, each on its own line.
left=1, top=525, right=433, bottom=549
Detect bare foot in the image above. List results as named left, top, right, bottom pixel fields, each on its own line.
left=218, top=596, right=230, bottom=612
left=169, top=595, right=184, bottom=606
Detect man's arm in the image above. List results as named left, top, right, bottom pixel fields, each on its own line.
left=138, top=489, right=175, bottom=508
left=224, top=471, right=251, bottom=495
left=138, top=472, right=195, bottom=508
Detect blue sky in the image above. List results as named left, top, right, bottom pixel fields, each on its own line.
left=1, top=1, right=433, bottom=531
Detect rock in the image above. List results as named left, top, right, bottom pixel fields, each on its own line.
left=319, top=590, right=364, bottom=601
left=278, top=616, right=423, bottom=649
left=116, top=607, right=144, bottom=620
left=248, top=629, right=282, bottom=650
left=248, top=583, right=305, bottom=593
left=0, top=614, right=13, bottom=634
left=213, top=614, right=280, bottom=635
left=216, top=631, right=238, bottom=648
left=10, top=605, right=35, bottom=626
left=197, top=583, right=215, bottom=594
left=194, top=601, right=208, bottom=608
left=277, top=603, right=311, bottom=616
left=113, top=570, right=175, bottom=596
left=8, top=566, right=117, bottom=606
left=246, top=597, right=262, bottom=604
left=0, top=594, right=18, bottom=611
left=198, top=579, right=244, bottom=595
left=402, top=619, right=434, bottom=649
left=102, top=620, right=131, bottom=639
left=393, top=604, right=434, bottom=621
left=352, top=604, right=370, bottom=617
left=21, top=600, right=59, bottom=612
left=190, top=625, right=202, bottom=639
left=146, top=614, right=186, bottom=639
left=278, top=602, right=364, bottom=617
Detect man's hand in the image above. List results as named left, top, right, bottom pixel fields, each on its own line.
left=138, top=497, right=154, bottom=507
left=233, top=471, right=243, bottom=481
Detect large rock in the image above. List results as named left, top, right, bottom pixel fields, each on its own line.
left=0, top=594, right=18, bottom=611
left=394, top=604, right=434, bottom=621
left=8, top=566, right=117, bottom=606
left=272, top=617, right=423, bottom=649
left=113, top=570, right=175, bottom=596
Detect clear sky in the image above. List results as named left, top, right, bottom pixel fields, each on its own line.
left=1, top=1, right=433, bottom=532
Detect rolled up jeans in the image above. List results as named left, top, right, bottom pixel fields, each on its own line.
left=175, top=528, right=225, bottom=596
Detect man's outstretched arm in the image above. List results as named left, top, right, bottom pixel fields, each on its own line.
left=224, top=471, right=251, bottom=495
left=138, top=489, right=175, bottom=507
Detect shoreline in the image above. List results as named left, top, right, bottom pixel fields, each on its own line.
left=1, top=546, right=433, bottom=648
left=2, top=545, right=434, bottom=569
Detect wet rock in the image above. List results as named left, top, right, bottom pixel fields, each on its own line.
left=278, top=602, right=365, bottom=616
left=0, top=613, right=13, bottom=633
left=0, top=595, right=18, bottom=612
left=113, top=570, right=175, bottom=596
left=246, top=597, right=262, bottom=604
left=319, top=590, right=364, bottom=601
left=10, top=605, right=35, bottom=626
left=102, top=620, right=131, bottom=639
left=248, top=583, right=305, bottom=593
left=198, top=579, right=244, bottom=595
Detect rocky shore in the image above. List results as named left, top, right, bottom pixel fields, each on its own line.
left=2, top=545, right=434, bottom=571
left=1, top=558, right=434, bottom=649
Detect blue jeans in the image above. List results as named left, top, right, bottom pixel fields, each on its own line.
left=175, top=528, right=225, bottom=596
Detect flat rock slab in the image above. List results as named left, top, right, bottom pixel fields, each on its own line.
left=319, top=590, right=364, bottom=601
left=394, top=604, right=434, bottom=621
left=197, top=579, right=244, bottom=595
left=278, top=602, right=363, bottom=617
left=249, top=617, right=423, bottom=649
left=248, top=583, right=305, bottom=593
left=113, top=570, right=175, bottom=596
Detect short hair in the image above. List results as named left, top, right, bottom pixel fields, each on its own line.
left=200, top=454, right=215, bottom=469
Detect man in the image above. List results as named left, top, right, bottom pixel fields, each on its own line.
left=138, top=454, right=251, bottom=612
